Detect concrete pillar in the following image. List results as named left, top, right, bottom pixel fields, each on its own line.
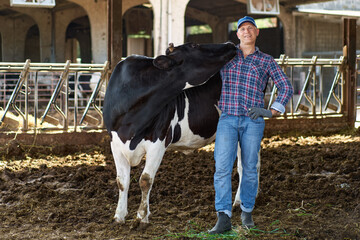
left=279, top=6, right=295, bottom=57
left=36, top=10, right=52, bottom=62
left=150, top=0, right=167, bottom=56
left=150, top=0, right=189, bottom=56
left=70, top=0, right=108, bottom=63
left=168, top=0, right=189, bottom=47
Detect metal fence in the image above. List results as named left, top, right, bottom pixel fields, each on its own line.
left=0, top=60, right=109, bottom=132
left=269, top=55, right=345, bottom=118
left=0, top=55, right=350, bottom=133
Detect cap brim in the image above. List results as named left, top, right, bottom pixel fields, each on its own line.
left=238, top=21, right=257, bottom=28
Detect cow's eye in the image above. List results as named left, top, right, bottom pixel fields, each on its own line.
left=191, top=43, right=199, bottom=48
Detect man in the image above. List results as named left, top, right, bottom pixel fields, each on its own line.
left=209, top=16, right=293, bottom=234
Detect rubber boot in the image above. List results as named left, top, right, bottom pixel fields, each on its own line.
left=241, top=211, right=254, bottom=228
left=208, top=212, right=232, bottom=234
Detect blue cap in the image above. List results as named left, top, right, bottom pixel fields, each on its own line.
left=237, top=16, right=257, bottom=29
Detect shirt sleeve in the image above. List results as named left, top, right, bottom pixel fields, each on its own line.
left=268, top=58, right=294, bottom=113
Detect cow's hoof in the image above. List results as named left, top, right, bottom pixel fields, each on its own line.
left=130, top=218, right=150, bottom=230
left=114, top=216, right=126, bottom=224
left=138, top=222, right=150, bottom=231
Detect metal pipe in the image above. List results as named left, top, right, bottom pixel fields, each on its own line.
left=34, top=71, right=38, bottom=130
left=79, top=61, right=109, bottom=125
left=74, top=71, right=78, bottom=131
left=295, top=56, right=318, bottom=112
left=40, top=60, right=71, bottom=125
left=0, top=59, right=31, bottom=126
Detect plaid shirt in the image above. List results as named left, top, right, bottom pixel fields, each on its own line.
left=219, top=46, right=293, bottom=116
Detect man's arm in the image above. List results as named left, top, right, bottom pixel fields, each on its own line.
left=268, top=59, right=294, bottom=114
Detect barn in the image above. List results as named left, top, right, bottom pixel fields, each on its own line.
left=0, top=0, right=359, bottom=239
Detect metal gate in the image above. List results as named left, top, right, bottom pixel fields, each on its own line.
left=0, top=60, right=109, bottom=132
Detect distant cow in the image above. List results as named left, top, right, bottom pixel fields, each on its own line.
left=68, top=74, right=92, bottom=99
left=103, top=42, right=254, bottom=225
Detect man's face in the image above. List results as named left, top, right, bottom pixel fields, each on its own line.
left=236, top=22, right=259, bottom=45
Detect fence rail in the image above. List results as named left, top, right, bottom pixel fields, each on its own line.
left=0, top=62, right=107, bottom=71
left=0, top=55, right=353, bottom=133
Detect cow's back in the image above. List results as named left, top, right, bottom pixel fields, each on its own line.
left=103, top=56, right=163, bottom=143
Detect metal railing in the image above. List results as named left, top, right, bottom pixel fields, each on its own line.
left=0, top=60, right=110, bottom=132
left=269, top=55, right=345, bottom=118
left=0, top=55, right=350, bottom=133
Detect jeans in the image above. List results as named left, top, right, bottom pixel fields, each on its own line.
left=214, top=113, right=265, bottom=217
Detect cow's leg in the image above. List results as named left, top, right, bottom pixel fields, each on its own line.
left=111, top=138, right=131, bottom=223
left=233, top=144, right=242, bottom=209
left=233, top=146, right=261, bottom=209
left=136, top=145, right=166, bottom=224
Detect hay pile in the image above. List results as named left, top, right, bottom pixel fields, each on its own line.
left=0, top=110, right=58, bottom=131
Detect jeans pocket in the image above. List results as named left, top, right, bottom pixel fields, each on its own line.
left=220, top=112, right=230, bottom=120
left=250, top=116, right=265, bottom=124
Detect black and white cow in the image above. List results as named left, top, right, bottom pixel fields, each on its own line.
left=103, top=42, right=258, bottom=225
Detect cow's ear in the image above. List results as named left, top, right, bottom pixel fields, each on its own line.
left=153, top=55, right=176, bottom=70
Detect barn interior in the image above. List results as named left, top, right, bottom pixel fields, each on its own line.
left=0, top=1, right=359, bottom=239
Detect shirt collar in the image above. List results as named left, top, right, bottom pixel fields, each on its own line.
left=236, top=45, right=259, bottom=58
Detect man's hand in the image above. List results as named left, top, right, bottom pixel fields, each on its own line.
left=270, top=109, right=280, bottom=117
left=248, top=107, right=272, bottom=119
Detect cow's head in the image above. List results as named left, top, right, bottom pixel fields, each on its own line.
left=153, top=42, right=237, bottom=88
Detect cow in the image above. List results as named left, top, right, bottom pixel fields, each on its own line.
left=103, top=42, right=257, bottom=226
left=68, top=73, right=93, bottom=102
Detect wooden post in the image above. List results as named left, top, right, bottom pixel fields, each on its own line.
left=343, top=18, right=357, bottom=127
left=108, top=0, right=122, bottom=70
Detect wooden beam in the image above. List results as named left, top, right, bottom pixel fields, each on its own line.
left=233, top=0, right=247, bottom=4
left=281, top=0, right=333, bottom=8
left=343, top=18, right=357, bottom=127
left=185, top=7, right=220, bottom=25
left=108, top=0, right=122, bottom=70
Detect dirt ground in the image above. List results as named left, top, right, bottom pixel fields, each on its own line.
left=0, top=129, right=359, bottom=240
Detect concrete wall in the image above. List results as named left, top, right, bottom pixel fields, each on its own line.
left=286, top=15, right=360, bottom=58
left=294, top=16, right=355, bottom=57
left=0, top=15, right=35, bottom=62
left=13, top=7, right=53, bottom=62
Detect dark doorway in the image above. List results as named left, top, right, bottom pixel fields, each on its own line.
left=24, top=25, right=40, bottom=62
left=66, top=16, right=92, bottom=63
